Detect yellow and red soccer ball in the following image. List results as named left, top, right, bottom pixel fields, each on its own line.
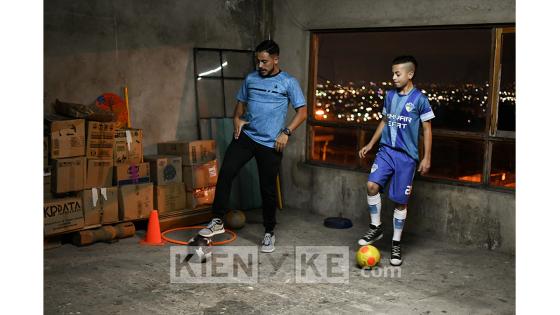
left=356, top=245, right=381, bottom=268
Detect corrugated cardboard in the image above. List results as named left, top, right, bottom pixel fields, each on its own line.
left=80, top=187, right=119, bottom=227
left=45, top=115, right=85, bottom=159
left=100, top=187, right=119, bottom=224
left=118, top=183, right=153, bottom=221
left=86, top=121, right=116, bottom=159
left=114, top=163, right=150, bottom=186
left=44, top=197, right=84, bottom=236
left=157, top=140, right=216, bottom=165
left=186, top=186, right=216, bottom=209
left=155, top=182, right=187, bottom=214
left=44, top=170, right=53, bottom=200
left=183, top=159, right=219, bottom=191
left=52, top=157, right=86, bottom=193
left=114, top=129, right=143, bottom=165
left=44, top=136, right=49, bottom=166
left=144, top=155, right=183, bottom=185
left=85, top=159, right=113, bottom=189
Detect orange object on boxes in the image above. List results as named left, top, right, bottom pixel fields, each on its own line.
left=144, top=155, right=183, bottom=185
left=86, top=121, right=116, bottom=159
left=118, top=183, right=153, bottom=221
left=114, top=129, right=143, bottom=165
left=44, top=197, right=84, bottom=236
left=183, top=159, right=218, bottom=191
left=155, top=182, right=187, bottom=214
left=45, top=114, right=85, bottom=159
left=186, top=186, right=216, bottom=209
left=52, top=157, right=86, bottom=193
left=157, top=140, right=216, bottom=165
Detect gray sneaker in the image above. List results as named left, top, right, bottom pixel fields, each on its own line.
left=198, top=218, right=225, bottom=237
left=260, top=233, right=275, bottom=253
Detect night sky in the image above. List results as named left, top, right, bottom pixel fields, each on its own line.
left=317, top=28, right=494, bottom=85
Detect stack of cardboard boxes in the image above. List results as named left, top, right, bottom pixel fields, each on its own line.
left=113, top=129, right=153, bottom=221
left=44, top=114, right=87, bottom=236
left=44, top=112, right=218, bottom=237
left=144, top=155, right=185, bottom=214
left=80, top=121, right=118, bottom=229
left=158, top=140, right=218, bottom=210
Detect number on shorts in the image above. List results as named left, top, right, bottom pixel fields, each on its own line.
left=405, top=185, right=412, bottom=195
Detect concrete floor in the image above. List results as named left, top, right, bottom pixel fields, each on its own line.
left=44, top=208, right=515, bottom=314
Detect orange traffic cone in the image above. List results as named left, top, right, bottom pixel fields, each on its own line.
left=140, top=210, right=165, bottom=246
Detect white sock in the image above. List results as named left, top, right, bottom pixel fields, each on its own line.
left=392, top=208, right=407, bottom=241
left=367, top=193, right=382, bottom=226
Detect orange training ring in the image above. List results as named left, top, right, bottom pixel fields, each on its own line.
left=161, top=226, right=237, bottom=245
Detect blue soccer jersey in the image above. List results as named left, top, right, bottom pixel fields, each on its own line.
left=236, top=71, right=306, bottom=148
left=380, top=87, right=435, bottom=161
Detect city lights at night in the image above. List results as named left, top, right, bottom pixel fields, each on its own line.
left=314, top=80, right=515, bottom=129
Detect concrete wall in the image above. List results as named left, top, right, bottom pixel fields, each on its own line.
left=44, top=0, right=516, bottom=253
left=44, top=0, right=270, bottom=154
left=273, top=0, right=515, bottom=253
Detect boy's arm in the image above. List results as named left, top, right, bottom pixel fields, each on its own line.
left=417, top=120, right=432, bottom=175
left=359, top=118, right=386, bottom=158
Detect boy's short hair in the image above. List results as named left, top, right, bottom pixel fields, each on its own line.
left=392, top=55, right=418, bottom=70
left=255, top=40, right=280, bottom=56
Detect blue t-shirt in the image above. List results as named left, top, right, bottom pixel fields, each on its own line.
left=236, top=70, right=306, bottom=148
left=380, top=87, right=435, bottom=161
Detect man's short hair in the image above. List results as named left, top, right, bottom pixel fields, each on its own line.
left=392, top=55, right=418, bottom=71
left=255, top=40, right=280, bottom=56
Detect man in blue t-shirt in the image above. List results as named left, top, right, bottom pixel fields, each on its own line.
left=199, top=40, right=307, bottom=253
left=358, top=55, right=435, bottom=266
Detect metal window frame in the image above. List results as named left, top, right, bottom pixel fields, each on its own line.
left=193, top=48, right=255, bottom=138
left=306, top=24, right=516, bottom=192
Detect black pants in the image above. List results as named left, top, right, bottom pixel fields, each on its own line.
left=212, top=131, right=282, bottom=232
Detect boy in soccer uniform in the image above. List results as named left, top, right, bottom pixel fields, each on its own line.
left=358, top=55, right=435, bottom=266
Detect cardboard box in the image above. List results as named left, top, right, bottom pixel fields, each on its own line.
left=144, top=155, right=183, bottom=185
left=44, top=136, right=49, bottom=166
left=52, top=157, right=86, bottom=193
left=155, top=182, right=187, bottom=214
left=186, top=186, right=215, bottom=209
left=114, top=163, right=150, bottom=186
left=45, top=114, right=85, bottom=159
left=118, top=183, right=153, bottom=221
left=114, top=129, right=143, bottom=165
left=44, top=197, right=84, bottom=236
left=44, top=171, right=53, bottom=200
left=183, top=159, right=219, bottom=190
left=85, top=159, right=113, bottom=189
left=100, top=187, right=119, bottom=224
left=158, top=140, right=216, bottom=165
left=80, top=187, right=119, bottom=227
left=86, top=121, right=116, bottom=159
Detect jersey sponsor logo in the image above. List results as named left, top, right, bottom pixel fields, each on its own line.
left=386, top=113, right=412, bottom=129
left=405, top=102, right=415, bottom=112
left=371, top=163, right=378, bottom=173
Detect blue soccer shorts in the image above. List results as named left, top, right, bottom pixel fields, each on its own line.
left=367, top=145, right=417, bottom=205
